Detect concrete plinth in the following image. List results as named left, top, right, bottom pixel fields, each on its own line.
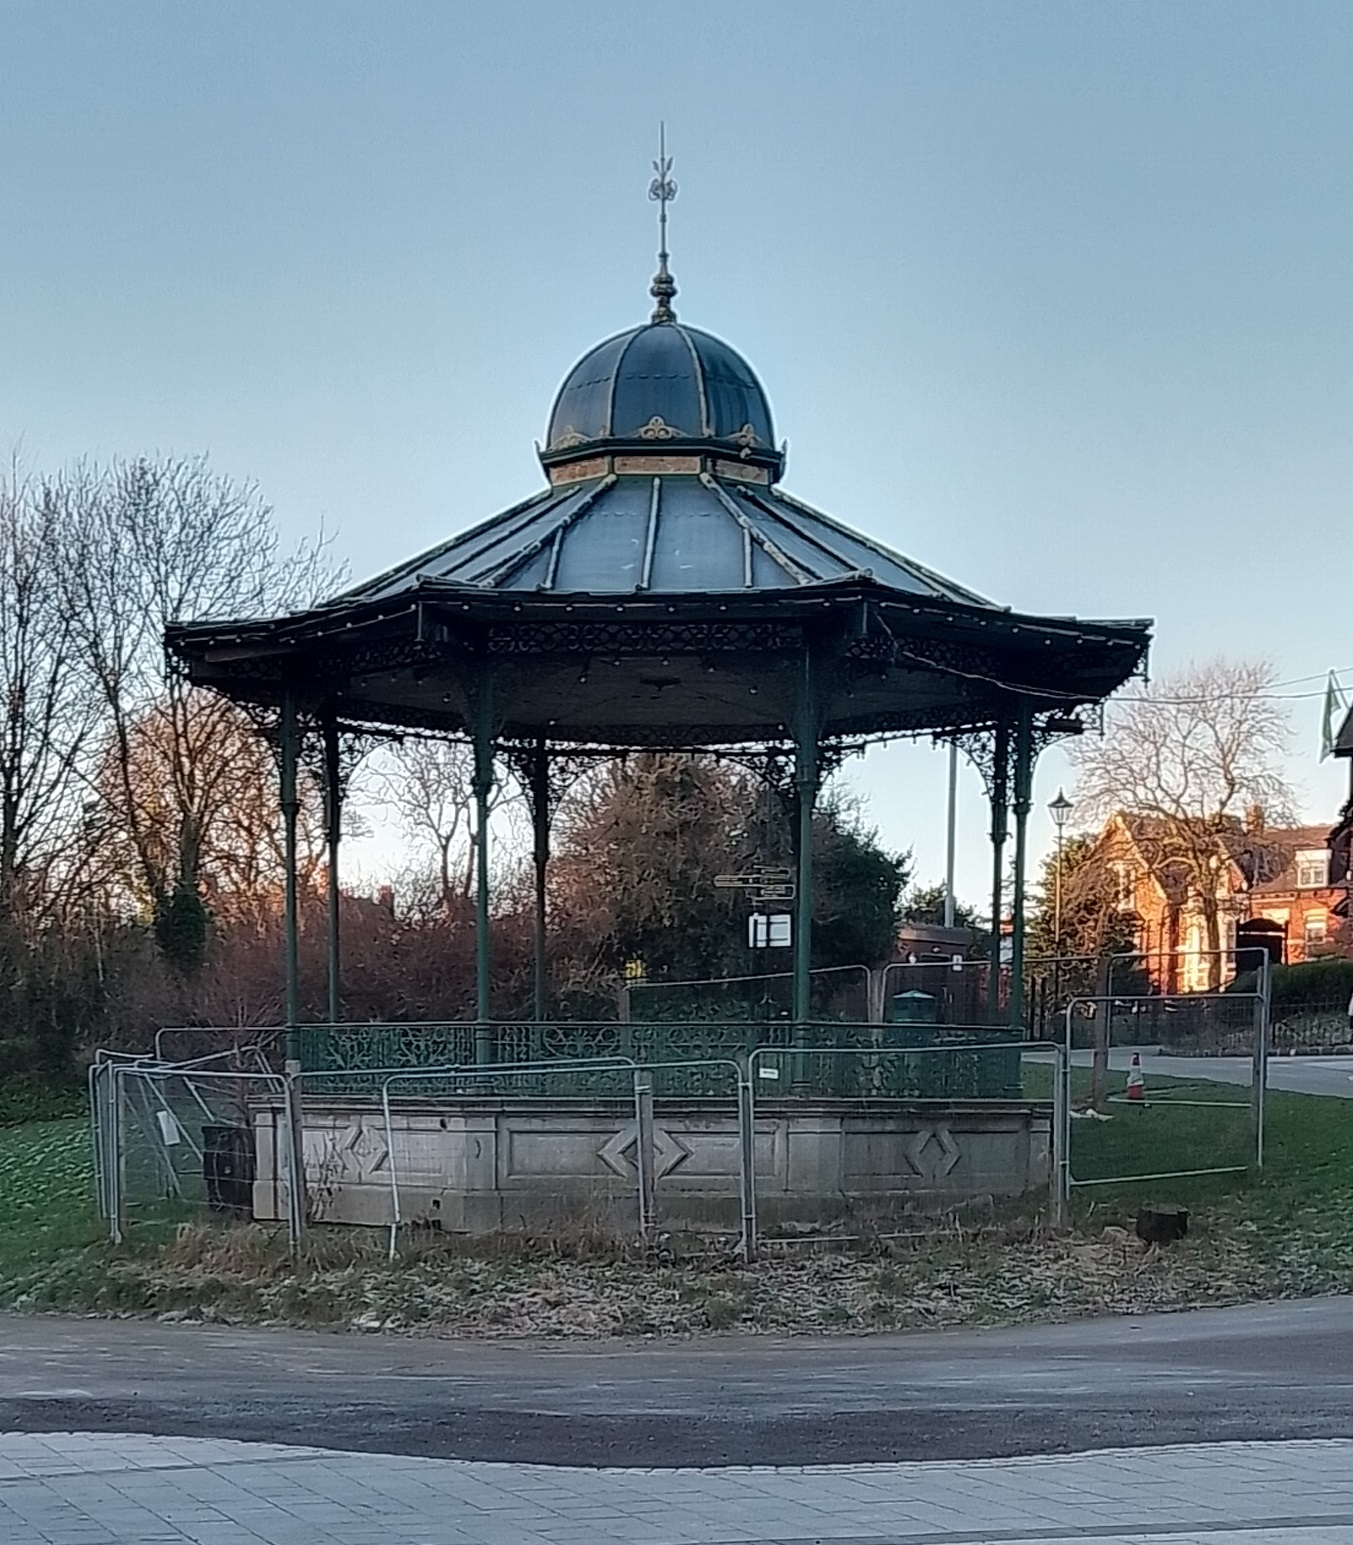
left=252, top=1098, right=1051, bottom=1235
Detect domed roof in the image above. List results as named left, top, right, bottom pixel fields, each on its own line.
left=544, top=320, right=780, bottom=474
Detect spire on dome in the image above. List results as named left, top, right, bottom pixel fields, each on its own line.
left=647, top=123, right=678, bottom=323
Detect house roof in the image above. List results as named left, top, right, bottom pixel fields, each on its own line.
left=1235, top=825, right=1336, bottom=895
left=1105, top=814, right=1337, bottom=901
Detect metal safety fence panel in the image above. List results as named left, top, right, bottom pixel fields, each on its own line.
left=376, top=1058, right=749, bottom=1260
left=1058, top=979, right=1269, bottom=1199
left=878, top=960, right=1000, bottom=1027
left=746, top=1040, right=1069, bottom=1240
left=91, top=1059, right=303, bottom=1247
left=625, top=964, right=873, bottom=1026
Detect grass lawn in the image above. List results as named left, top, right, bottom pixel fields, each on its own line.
left=0, top=1118, right=103, bottom=1281
left=0, top=1071, right=1350, bottom=1336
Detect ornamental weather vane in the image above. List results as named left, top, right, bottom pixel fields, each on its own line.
left=648, top=124, right=678, bottom=323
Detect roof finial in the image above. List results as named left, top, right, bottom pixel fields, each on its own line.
left=648, top=123, right=678, bottom=323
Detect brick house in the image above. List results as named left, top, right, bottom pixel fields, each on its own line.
left=1085, top=808, right=1349, bottom=993
left=1240, top=821, right=1347, bottom=965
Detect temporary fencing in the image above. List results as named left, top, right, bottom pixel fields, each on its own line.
left=377, top=1057, right=747, bottom=1259
left=90, top=1055, right=304, bottom=1247
left=1056, top=962, right=1270, bottom=1200
left=91, top=1035, right=1074, bottom=1259
left=746, top=1040, right=1067, bottom=1236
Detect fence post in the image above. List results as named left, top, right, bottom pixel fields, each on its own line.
left=109, top=1066, right=125, bottom=1245
left=737, top=1058, right=758, bottom=1261
left=1251, top=957, right=1270, bottom=1168
left=633, top=1070, right=655, bottom=1242
left=283, top=1069, right=306, bottom=1251
left=1091, top=961, right=1111, bottom=1111
left=93, top=1061, right=116, bottom=1226
left=1049, top=1045, right=1068, bottom=1228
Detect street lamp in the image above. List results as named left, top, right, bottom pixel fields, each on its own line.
left=1048, top=789, right=1073, bottom=953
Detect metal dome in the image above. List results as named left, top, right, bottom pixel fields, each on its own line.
left=543, top=321, right=780, bottom=477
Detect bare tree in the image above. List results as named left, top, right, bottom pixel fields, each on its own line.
left=1070, top=658, right=1296, bottom=985
left=52, top=456, right=336, bottom=952
left=378, top=738, right=523, bottom=917
left=91, top=695, right=326, bottom=925
left=0, top=468, right=102, bottom=930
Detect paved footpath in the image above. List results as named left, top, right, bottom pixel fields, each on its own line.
left=2, top=1432, right=1353, bottom=1545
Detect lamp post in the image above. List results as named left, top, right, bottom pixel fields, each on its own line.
left=1049, top=789, right=1073, bottom=953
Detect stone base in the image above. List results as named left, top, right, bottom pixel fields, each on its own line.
left=253, top=1098, right=1052, bottom=1235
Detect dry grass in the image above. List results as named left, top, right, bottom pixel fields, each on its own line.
left=1, top=1206, right=1332, bottom=1338
left=5, top=1081, right=1353, bottom=1339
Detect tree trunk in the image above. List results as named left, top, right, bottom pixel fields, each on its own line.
left=1201, top=898, right=1222, bottom=989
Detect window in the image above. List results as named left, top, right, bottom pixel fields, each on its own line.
left=1304, top=912, right=1327, bottom=954
left=1112, top=861, right=1137, bottom=909
left=1296, top=849, right=1329, bottom=889
left=1182, top=921, right=1208, bottom=992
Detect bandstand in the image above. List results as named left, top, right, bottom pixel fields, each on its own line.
left=163, top=180, right=1150, bottom=1236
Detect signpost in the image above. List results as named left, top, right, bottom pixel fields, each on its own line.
left=716, top=867, right=797, bottom=1021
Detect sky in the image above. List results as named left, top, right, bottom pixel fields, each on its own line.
left=2, top=1, right=1350, bottom=907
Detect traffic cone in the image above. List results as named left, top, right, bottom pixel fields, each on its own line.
left=1125, top=1052, right=1146, bottom=1102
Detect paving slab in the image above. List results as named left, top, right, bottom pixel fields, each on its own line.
left=2, top=1433, right=1353, bottom=1545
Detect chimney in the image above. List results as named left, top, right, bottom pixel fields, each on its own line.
left=1245, top=804, right=1265, bottom=835
left=376, top=884, right=394, bottom=913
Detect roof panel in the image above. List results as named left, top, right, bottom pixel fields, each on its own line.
left=435, top=487, right=595, bottom=587
left=693, top=329, right=775, bottom=444
left=609, top=327, right=703, bottom=438
left=749, top=488, right=993, bottom=607
left=644, top=476, right=748, bottom=593
left=546, top=329, right=634, bottom=445
left=550, top=477, right=651, bottom=592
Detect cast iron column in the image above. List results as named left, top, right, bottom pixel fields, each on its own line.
left=986, top=720, right=1010, bottom=1024
left=322, top=711, right=342, bottom=1026
left=1007, top=701, right=1035, bottom=1033
left=279, top=688, right=306, bottom=1241
left=529, top=737, right=550, bottom=1025
left=792, top=649, right=820, bottom=1027
left=280, top=690, right=301, bottom=1055
left=472, top=665, right=495, bottom=1061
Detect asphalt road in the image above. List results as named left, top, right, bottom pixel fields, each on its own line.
left=3, top=1298, right=1353, bottom=1466
left=1058, top=1045, right=1353, bottom=1098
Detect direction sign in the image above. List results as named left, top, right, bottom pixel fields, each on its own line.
left=714, top=865, right=795, bottom=890
left=751, top=883, right=796, bottom=902
left=748, top=912, right=793, bottom=949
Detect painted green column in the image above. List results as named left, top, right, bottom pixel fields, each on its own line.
left=792, top=649, right=819, bottom=1028
left=986, top=721, right=1010, bottom=1025
left=278, top=689, right=307, bottom=1242
left=280, top=690, right=301, bottom=1060
left=1007, top=701, right=1035, bottom=1034
left=528, top=738, right=550, bottom=1026
left=471, top=666, right=495, bottom=1062
left=322, top=712, right=342, bottom=1027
